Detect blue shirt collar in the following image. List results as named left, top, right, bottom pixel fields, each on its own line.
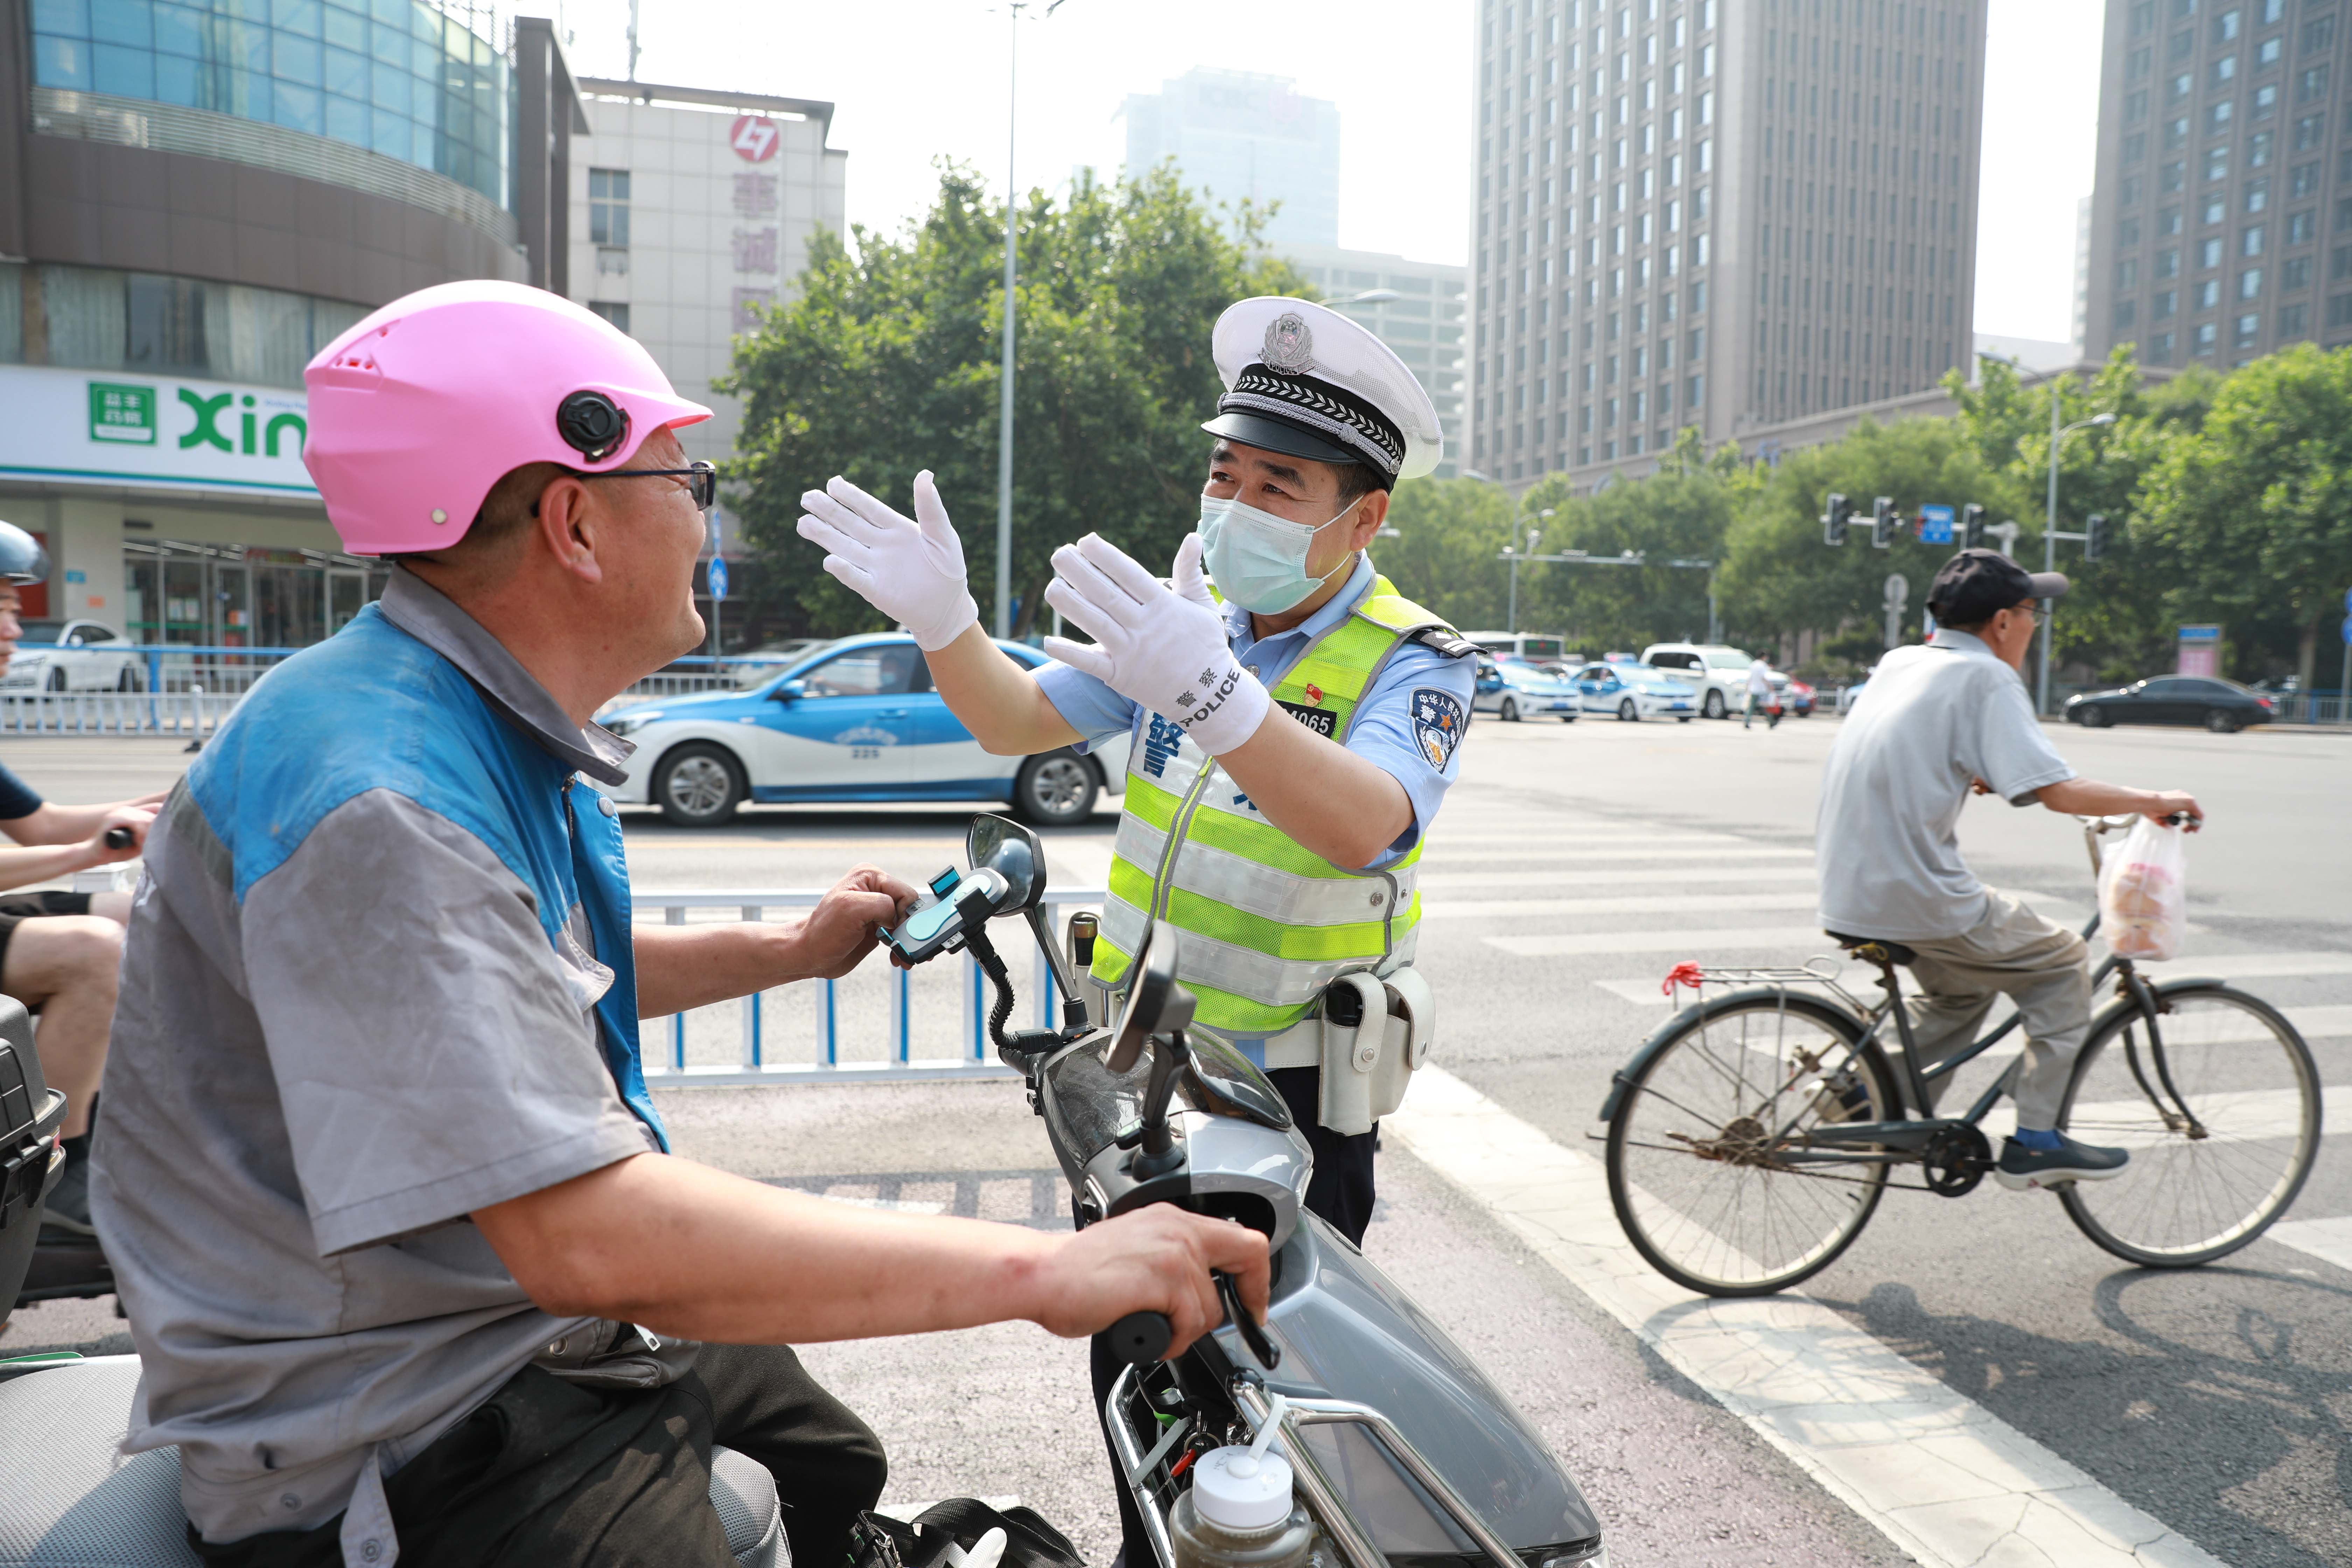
left=1225, top=553, right=1376, bottom=659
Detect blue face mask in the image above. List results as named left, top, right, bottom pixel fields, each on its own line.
left=1198, top=493, right=1360, bottom=614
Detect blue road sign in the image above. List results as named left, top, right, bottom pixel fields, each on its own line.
left=2341, top=614, right=2351, bottom=645
left=707, top=555, right=729, bottom=602
left=1917, top=504, right=1954, bottom=544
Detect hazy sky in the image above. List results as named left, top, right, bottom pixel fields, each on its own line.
left=568, top=0, right=2101, bottom=344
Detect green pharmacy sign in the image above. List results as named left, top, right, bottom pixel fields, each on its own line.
left=88, top=383, right=158, bottom=444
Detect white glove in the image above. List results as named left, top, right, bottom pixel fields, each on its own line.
left=1042, top=533, right=1270, bottom=756
left=796, top=470, right=980, bottom=652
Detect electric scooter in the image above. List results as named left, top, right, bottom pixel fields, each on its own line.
left=888, top=816, right=1606, bottom=1568
left=0, top=815, right=1606, bottom=1568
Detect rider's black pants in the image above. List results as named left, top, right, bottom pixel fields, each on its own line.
left=186, top=1342, right=886, bottom=1568
left=1093, top=1066, right=1377, bottom=1568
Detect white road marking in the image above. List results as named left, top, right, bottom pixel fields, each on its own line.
left=1485, top=906, right=2088, bottom=953
left=1418, top=865, right=1817, bottom=890
left=1594, top=951, right=2352, bottom=1007
left=1421, top=844, right=1816, bottom=863
left=2267, top=1215, right=2352, bottom=1272
left=1386, top=1068, right=2231, bottom=1568
left=1429, top=891, right=1833, bottom=919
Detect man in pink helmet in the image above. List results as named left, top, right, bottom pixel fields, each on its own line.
left=91, top=282, right=1265, bottom=1568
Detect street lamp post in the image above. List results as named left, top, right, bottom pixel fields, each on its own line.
left=994, top=0, right=1070, bottom=639
left=1504, top=507, right=1554, bottom=634
left=2038, top=407, right=2116, bottom=714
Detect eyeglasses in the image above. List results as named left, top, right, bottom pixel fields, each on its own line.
left=574, top=460, right=717, bottom=512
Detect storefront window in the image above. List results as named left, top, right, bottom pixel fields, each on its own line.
left=2, top=262, right=368, bottom=389
left=125, top=542, right=386, bottom=649
left=29, top=0, right=512, bottom=209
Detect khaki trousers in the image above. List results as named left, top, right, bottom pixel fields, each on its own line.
left=1898, top=888, right=2091, bottom=1130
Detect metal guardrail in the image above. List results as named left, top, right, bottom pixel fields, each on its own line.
left=636, top=888, right=1107, bottom=1086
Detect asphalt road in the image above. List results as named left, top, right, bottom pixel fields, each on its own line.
left=4, top=713, right=2347, bottom=1564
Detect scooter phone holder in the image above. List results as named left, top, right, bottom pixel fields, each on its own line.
left=882, top=865, right=1008, bottom=966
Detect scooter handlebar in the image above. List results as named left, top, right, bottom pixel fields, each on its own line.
left=103, top=826, right=135, bottom=849
left=1105, top=1310, right=1172, bottom=1365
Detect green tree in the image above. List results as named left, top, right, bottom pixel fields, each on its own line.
left=1715, top=416, right=1997, bottom=664
left=1376, top=476, right=1517, bottom=632
left=2134, top=342, right=2352, bottom=688
left=722, top=163, right=1304, bottom=643
left=1942, top=347, right=2221, bottom=684
left=1504, top=452, right=1739, bottom=652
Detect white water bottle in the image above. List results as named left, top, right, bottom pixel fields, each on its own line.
left=1170, top=1397, right=1321, bottom=1568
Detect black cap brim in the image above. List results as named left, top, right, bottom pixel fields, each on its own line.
left=2025, top=572, right=2071, bottom=601
left=1201, top=411, right=1368, bottom=475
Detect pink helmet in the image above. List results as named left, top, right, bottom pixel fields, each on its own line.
left=302, top=280, right=713, bottom=555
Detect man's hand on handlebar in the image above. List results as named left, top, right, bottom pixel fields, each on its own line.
left=794, top=864, right=921, bottom=980
left=87, top=804, right=155, bottom=864
left=1029, top=1204, right=1270, bottom=1357
left=2146, top=790, right=2204, bottom=831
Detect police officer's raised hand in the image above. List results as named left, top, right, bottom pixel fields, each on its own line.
left=1043, top=533, right=1269, bottom=756
left=797, top=471, right=980, bottom=652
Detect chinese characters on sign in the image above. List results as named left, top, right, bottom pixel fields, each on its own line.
left=731, top=288, right=776, bottom=333
left=733, top=173, right=777, bottom=217
left=732, top=227, right=779, bottom=273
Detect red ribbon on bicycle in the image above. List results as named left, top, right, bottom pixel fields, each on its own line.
left=1660, top=960, right=1706, bottom=996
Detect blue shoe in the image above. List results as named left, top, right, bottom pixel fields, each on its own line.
left=1996, top=1133, right=2130, bottom=1191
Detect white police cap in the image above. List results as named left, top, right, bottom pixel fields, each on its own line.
left=1203, top=296, right=1443, bottom=489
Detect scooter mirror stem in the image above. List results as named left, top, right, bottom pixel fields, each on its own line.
left=1020, top=905, right=1089, bottom=1031
left=1129, top=1030, right=1191, bottom=1179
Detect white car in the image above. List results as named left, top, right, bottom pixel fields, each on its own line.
left=596, top=633, right=1131, bottom=828
left=1640, top=643, right=1787, bottom=721
left=0, top=620, right=146, bottom=692
left=1566, top=661, right=1700, bottom=721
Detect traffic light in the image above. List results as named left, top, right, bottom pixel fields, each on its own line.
left=1822, top=492, right=1850, bottom=546
left=1961, top=502, right=1986, bottom=551
left=1872, top=496, right=1898, bottom=548
left=2084, top=513, right=2110, bottom=562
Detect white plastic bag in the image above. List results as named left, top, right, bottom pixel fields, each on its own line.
left=2099, top=816, right=2188, bottom=961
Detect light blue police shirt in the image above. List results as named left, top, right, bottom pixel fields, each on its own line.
left=1035, top=555, right=1474, bottom=1056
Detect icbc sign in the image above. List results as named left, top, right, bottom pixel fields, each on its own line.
left=729, top=114, right=779, bottom=162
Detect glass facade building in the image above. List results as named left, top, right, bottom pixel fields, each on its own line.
left=1, top=261, right=371, bottom=387
left=27, top=0, right=512, bottom=206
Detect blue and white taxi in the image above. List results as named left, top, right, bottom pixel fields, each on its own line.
left=1567, top=661, right=1700, bottom=722
left=596, top=634, right=1129, bottom=827
left=1471, top=657, right=1581, bottom=723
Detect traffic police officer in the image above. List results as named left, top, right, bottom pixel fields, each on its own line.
left=799, top=295, right=1475, bottom=1241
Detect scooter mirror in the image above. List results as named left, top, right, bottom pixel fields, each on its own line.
left=966, top=814, right=1046, bottom=914
left=1106, top=919, right=1194, bottom=1073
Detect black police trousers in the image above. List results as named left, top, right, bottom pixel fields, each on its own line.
left=188, top=1342, right=886, bottom=1568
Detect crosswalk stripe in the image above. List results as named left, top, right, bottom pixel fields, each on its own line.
left=1476, top=902, right=2090, bottom=945
left=2268, top=1216, right=2352, bottom=1273
left=1429, top=892, right=1828, bottom=919
left=1421, top=844, right=1815, bottom=864
left=1418, top=866, right=1816, bottom=890
left=1590, top=950, right=2352, bottom=1006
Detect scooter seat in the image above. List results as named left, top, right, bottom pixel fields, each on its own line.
left=0, top=1357, right=786, bottom=1567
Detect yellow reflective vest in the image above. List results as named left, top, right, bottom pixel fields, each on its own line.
left=1088, top=572, right=1472, bottom=1038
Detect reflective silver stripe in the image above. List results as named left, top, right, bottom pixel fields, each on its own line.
left=1112, top=813, right=1415, bottom=929
left=1108, top=920, right=1415, bottom=1011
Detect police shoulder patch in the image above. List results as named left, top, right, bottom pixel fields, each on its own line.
left=1409, top=688, right=1467, bottom=769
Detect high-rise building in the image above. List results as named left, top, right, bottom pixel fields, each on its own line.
left=1469, top=0, right=1986, bottom=489
left=2073, top=194, right=2095, bottom=352
left=1281, top=244, right=1468, bottom=477
left=2081, top=0, right=2340, bottom=371
left=566, top=80, right=846, bottom=468
left=0, top=0, right=580, bottom=647
left=1120, top=67, right=1340, bottom=248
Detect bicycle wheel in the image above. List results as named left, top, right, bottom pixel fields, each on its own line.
left=2058, top=983, right=2322, bottom=1267
left=1606, top=992, right=1899, bottom=1296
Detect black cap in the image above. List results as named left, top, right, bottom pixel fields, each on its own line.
left=1927, top=548, right=2070, bottom=625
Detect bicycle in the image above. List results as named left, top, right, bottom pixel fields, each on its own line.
left=1599, top=814, right=2324, bottom=1297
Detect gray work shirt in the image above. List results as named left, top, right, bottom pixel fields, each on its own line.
left=89, top=569, right=656, bottom=1545
left=1815, top=629, right=2077, bottom=941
